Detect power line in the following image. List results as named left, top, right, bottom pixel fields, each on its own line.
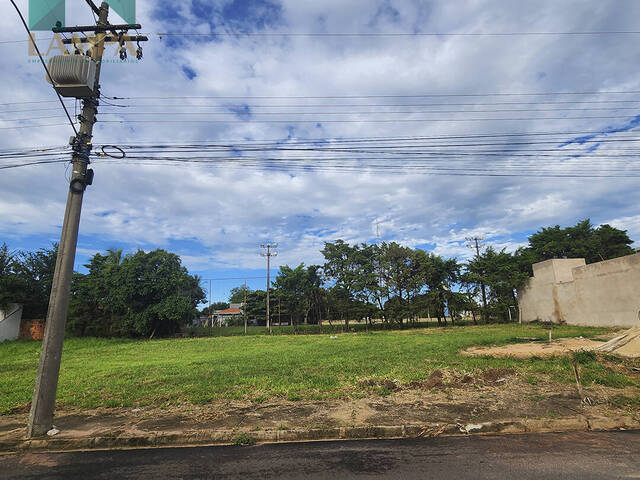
left=0, top=122, right=78, bottom=130
left=0, top=159, right=68, bottom=170
left=55, top=106, right=640, bottom=115
left=5, top=93, right=640, bottom=108
left=94, top=129, right=640, bottom=144
left=93, top=114, right=640, bottom=124
left=140, top=91, right=640, bottom=100
left=108, top=90, right=640, bottom=100
left=85, top=160, right=640, bottom=178
left=151, top=30, right=640, bottom=37
left=6, top=103, right=640, bottom=116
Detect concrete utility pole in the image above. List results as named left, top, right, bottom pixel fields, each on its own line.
left=27, top=2, right=147, bottom=437
left=260, top=243, right=278, bottom=334
left=466, top=237, right=488, bottom=323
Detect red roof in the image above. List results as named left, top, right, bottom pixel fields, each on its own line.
left=215, top=308, right=242, bottom=315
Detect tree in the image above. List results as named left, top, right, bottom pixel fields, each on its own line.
left=593, top=224, right=636, bottom=261
left=243, top=289, right=267, bottom=324
left=465, top=247, right=531, bottom=322
left=68, top=249, right=205, bottom=337
left=321, top=240, right=371, bottom=327
left=273, top=264, right=325, bottom=326
left=378, top=242, right=415, bottom=323
left=14, top=244, right=58, bottom=319
left=229, top=286, right=250, bottom=304
left=526, top=219, right=634, bottom=264
left=0, top=243, right=25, bottom=310
left=423, top=254, right=460, bottom=325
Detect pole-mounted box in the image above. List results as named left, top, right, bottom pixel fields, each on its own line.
left=45, top=55, right=97, bottom=98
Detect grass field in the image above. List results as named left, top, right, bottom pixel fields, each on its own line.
left=1, top=324, right=638, bottom=415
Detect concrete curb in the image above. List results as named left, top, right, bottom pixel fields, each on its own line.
left=1, top=415, right=638, bottom=453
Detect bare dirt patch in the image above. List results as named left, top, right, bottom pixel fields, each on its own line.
left=462, top=337, right=605, bottom=358
left=2, top=373, right=638, bottom=447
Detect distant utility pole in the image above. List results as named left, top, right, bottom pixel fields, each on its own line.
left=260, top=243, right=278, bottom=334
left=243, top=280, right=247, bottom=335
left=27, top=1, right=147, bottom=438
left=466, top=236, right=488, bottom=322
left=208, top=279, right=212, bottom=327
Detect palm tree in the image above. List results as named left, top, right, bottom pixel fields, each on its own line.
left=105, top=248, right=123, bottom=265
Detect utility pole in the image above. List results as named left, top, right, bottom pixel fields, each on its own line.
left=260, top=243, right=278, bottom=334
left=466, top=236, right=488, bottom=323
left=27, top=2, right=147, bottom=437
left=208, top=279, right=212, bottom=327
left=243, top=280, right=247, bottom=335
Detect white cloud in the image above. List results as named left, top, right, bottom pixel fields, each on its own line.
left=1, top=0, right=640, bottom=272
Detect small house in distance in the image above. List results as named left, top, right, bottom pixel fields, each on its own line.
left=214, top=303, right=244, bottom=327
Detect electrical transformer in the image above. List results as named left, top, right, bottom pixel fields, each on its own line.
left=45, top=55, right=97, bottom=98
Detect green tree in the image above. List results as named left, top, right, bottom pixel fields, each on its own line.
left=273, top=264, right=325, bottom=326
left=465, top=247, right=531, bottom=322
left=322, top=240, right=374, bottom=327
left=527, top=219, right=634, bottom=264
left=378, top=242, right=414, bottom=323
left=15, top=244, right=58, bottom=319
left=69, top=249, right=205, bottom=337
left=0, top=243, right=25, bottom=310
left=243, top=289, right=267, bottom=324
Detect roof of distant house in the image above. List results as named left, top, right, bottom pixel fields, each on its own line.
left=215, top=307, right=242, bottom=315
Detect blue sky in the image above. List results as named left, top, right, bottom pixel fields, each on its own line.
left=1, top=0, right=640, bottom=304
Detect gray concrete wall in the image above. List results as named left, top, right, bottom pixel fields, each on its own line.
left=0, top=304, right=23, bottom=342
left=518, top=254, right=640, bottom=328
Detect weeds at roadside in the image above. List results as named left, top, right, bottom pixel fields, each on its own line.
left=233, top=433, right=255, bottom=446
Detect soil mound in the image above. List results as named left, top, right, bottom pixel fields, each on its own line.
left=462, top=337, right=603, bottom=358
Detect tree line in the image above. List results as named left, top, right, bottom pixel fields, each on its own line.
left=1, top=246, right=204, bottom=337
left=1, top=219, right=635, bottom=337
left=222, top=219, right=636, bottom=328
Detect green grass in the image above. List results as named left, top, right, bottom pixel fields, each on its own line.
left=0, top=323, right=636, bottom=415
left=182, top=320, right=473, bottom=337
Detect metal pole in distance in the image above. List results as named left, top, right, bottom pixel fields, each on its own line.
left=243, top=280, right=247, bottom=335
left=466, top=236, right=488, bottom=323
left=260, top=243, right=278, bottom=334
left=27, top=3, right=109, bottom=438
left=267, top=251, right=271, bottom=333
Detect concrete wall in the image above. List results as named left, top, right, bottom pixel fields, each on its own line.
left=0, top=304, right=23, bottom=342
left=518, top=253, right=640, bottom=328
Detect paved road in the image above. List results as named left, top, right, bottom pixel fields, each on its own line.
left=1, top=431, right=639, bottom=479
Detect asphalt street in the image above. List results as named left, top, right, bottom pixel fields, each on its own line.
left=1, top=430, right=639, bottom=479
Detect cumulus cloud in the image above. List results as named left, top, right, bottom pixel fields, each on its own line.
left=1, top=0, right=639, bottom=279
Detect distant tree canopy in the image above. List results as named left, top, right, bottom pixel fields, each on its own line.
left=272, top=263, right=324, bottom=326
left=0, top=243, right=57, bottom=318
left=525, top=219, right=634, bottom=264
left=68, top=249, right=205, bottom=337
left=0, top=243, right=20, bottom=311
left=321, top=240, right=463, bottom=325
